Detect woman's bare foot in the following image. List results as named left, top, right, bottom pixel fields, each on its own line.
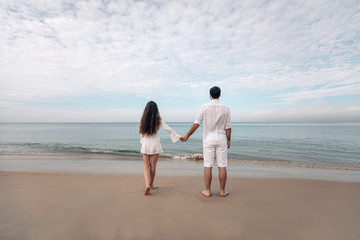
left=201, top=190, right=211, bottom=197
left=150, top=185, right=158, bottom=189
left=220, top=191, right=229, bottom=197
left=144, top=187, right=151, bottom=195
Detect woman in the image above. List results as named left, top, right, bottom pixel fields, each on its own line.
left=139, top=101, right=180, bottom=195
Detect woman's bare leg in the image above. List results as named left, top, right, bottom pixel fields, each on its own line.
left=149, top=154, right=159, bottom=189
left=143, top=154, right=151, bottom=195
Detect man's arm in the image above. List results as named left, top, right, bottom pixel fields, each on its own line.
left=181, top=123, right=200, bottom=142
left=226, top=128, right=231, bottom=149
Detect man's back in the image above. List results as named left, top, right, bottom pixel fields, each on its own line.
left=195, top=99, right=231, bottom=144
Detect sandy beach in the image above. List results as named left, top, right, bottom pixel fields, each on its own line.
left=1, top=171, right=360, bottom=240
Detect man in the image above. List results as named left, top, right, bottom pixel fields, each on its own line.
left=181, top=86, right=231, bottom=197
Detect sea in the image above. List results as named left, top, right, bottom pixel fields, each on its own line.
left=1, top=122, right=360, bottom=181
left=0, top=122, right=360, bottom=182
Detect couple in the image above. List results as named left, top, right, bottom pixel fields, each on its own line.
left=139, top=86, right=231, bottom=197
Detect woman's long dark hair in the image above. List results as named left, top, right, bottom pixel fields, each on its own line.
left=139, top=101, right=161, bottom=136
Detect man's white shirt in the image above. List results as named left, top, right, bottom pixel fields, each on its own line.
left=194, top=99, right=231, bottom=145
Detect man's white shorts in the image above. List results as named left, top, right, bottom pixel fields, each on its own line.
left=203, top=142, right=228, bottom=167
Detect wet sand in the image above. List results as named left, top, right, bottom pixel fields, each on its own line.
left=1, top=153, right=359, bottom=182
left=1, top=171, right=360, bottom=240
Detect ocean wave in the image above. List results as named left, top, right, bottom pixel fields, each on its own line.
left=171, top=153, right=204, bottom=160
left=0, top=142, right=140, bottom=155
left=2, top=142, right=360, bottom=171
left=168, top=153, right=360, bottom=171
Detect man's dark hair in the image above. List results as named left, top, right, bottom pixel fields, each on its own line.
left=210, top=86, right=221, bottom=99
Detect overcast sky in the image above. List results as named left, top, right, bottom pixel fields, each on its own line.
left=1, top=0, right=359, bottom=122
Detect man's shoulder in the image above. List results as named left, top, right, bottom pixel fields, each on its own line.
left=217, top=102, right=230, bottom=113
left=203, top=100, right=228, bottom=106
left=212, top=100, right=229, bottom=108
left=201, top=101, right=230, bottom=113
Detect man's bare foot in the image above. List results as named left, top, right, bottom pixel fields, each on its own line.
left=201, top=190, right=211, bottom=197
left=150, top=185, right=158, bottom=189
left=144, top=187, right=151, bottom=195
left=220, top=191, right=229, bottom=197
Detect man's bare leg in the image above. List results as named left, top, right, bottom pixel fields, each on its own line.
left=143, top=154, right=151, bottom=195
left=149, top=154, right=159, bottom=189
left=219, top=167, right=228, bottom=197
left=202, top=167, right=212, bottom=197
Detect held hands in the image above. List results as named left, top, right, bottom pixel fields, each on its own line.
left=180, top=135, right=189, bottom=142
left=180, top=124, right=199, bottom=143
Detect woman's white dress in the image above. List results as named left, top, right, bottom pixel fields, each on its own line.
left=140, top=121, right=180, bottom=155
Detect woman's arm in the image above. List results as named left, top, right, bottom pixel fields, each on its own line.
left=161, top=121, right=181, bottom=143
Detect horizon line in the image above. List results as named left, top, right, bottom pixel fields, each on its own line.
left=1, top=121, right=360, bottom=124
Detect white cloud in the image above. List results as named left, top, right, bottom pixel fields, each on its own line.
left=275, top=84, right=360, bottom=102
left=232, top=105, right=360, bottom=123
left=2, top=99, right=358, bottom=123
left=0, top=0, right=359, bottom=121
left=0, top=101, right=142, bottom=122
left=220, top=66, right=360, bottom=96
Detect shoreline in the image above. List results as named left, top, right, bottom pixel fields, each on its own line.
left=1, top=153, right=360, bottom=182
left=2, top=152, right=360, bottom=171
left=1, top=171, right=360, bottom=240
